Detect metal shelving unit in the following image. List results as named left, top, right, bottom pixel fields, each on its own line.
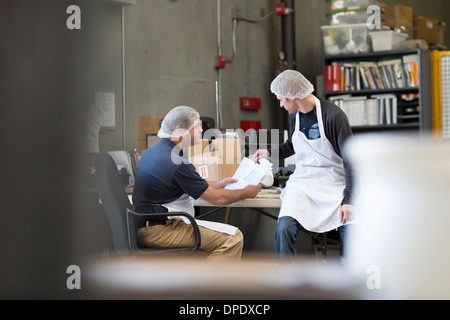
left=323, top=49, right=433, bottom=134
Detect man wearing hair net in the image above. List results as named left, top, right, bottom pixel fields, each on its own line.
left=132, top=106, right=262, bottom=261
left=254, top=70, right=355, bottom=260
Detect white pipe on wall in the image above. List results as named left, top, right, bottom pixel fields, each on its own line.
left=121, top=6, right=126, bottom=150
left=216, top=0, right=223, bottom=130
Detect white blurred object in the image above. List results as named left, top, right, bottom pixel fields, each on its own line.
left=260, top=172, right=274, bottom=188
left=344, top=133, right=450, bottom=299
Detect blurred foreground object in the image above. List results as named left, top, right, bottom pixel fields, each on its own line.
left=84, top=255, right=366, bottom=299
left=345, top=133, right=450, bottom=299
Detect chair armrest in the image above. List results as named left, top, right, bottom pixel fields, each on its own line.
left=125, top=207, right=201, bottom=252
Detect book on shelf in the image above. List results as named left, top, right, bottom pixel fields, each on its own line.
left=402, top=54, right=419, bottom=87
left=324, top=54, right=419, bottom=92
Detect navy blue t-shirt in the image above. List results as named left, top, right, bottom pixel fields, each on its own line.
left=299, top=108, right=320, bottom=140
left=132, top=138, right=209, bottom=219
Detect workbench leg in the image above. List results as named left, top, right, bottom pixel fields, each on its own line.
left=224, top=207, right=231, bottom=224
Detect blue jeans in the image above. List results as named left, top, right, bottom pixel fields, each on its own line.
left=275, top=216, right=352, bottom=260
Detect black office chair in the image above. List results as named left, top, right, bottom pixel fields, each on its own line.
left=94, top=153, right=201, bottom=257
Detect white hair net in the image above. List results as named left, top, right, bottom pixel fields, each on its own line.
left=157, top=106, right=200, bottom=139
left=270, top=69, right=314, bottom=100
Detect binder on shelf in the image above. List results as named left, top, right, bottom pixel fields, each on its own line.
left=365, top=98, right=379, bottom=126
left=331, top=93, right=398, bottom=127
left=371, top=94, right=398, bottom=125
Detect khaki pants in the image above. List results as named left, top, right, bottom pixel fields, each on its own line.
left=137, top=218, right=243, bottom=262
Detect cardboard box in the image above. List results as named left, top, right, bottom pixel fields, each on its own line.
left=210, top=138, right=242, bottom=166
left=188, top=138, right=242, bottom=182
left=382, top=4, right=413, bottom=38
left=137, top=140, right=147, bottom=150
left=190, top=152, right=220, bottom=182
left=414, top=16, right=438, bottom=44
left=137, top=116, right=164, bottom=149
left=187, top=139, right=210, bottom=158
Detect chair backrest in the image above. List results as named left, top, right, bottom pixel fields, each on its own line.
left=95, top=153, right=133, bottom=256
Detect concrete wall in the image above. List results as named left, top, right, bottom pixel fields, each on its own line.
left=98, top=0, right=284, bottom=152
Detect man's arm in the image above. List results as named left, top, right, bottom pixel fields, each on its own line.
left=255, top=112, right=295, bottom=163
left=208, top=177, right=237, bottom=189
left=200, top=184, right=262, bottom=206
left=269, top=112, right=296, bottom=160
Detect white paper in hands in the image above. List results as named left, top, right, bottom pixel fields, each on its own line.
left=224, top=157, right=273, bottom=190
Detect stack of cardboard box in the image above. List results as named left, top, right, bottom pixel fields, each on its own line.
left=382, top=3, right=443, bottom=46
left=413, top=16, right=439, bottom=45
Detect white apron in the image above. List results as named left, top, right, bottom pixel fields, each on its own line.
left=278, top=96, right=346, bottom=233
left=164, top=193, right=238, bottom=235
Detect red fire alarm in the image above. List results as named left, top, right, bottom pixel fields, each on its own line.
left=240, top=97, right=261, bottom=110
left=276, top=3, right=294, bottom=15
left=275, top=3, right=285, bottom=15
left=216, top=55, right=226, bottom=69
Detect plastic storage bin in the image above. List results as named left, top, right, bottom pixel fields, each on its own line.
left=328, top=0, right=379, bottom=11
left=369, top=30, right=408, bottom=51
left=321, top=23, right=370, bottom=55
left=327, top=0, right=381, bottom=25
left=328, top=9, right=372, bottom=25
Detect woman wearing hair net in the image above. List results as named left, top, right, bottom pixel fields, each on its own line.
left=132, top=106, right=261, bottom=261
left=254, top=70, right=356, bottom=260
